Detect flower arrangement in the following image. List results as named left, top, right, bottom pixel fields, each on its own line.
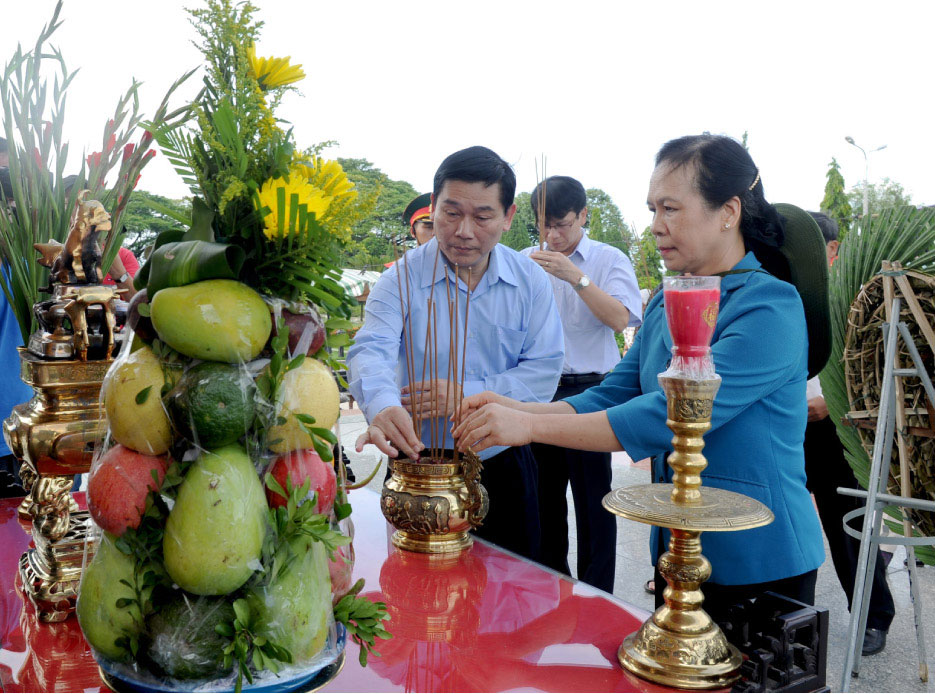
left=75, top=1, right=389, bottom=691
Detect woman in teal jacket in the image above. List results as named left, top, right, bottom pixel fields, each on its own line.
left=453, top=134, right=824, bottom=621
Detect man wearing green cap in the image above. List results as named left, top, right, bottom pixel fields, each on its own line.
left=403, top=192, right=434, bottom=246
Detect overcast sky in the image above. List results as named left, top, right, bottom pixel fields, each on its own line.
left=3, top=1, right=932, bottom=232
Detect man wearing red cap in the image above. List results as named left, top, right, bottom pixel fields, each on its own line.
left=403, top=192, right=434, bottom=245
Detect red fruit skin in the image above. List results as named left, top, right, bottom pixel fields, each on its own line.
left=266, top=449, right=337, bottom=515
left=329, top=543, right=355, bottom=605
left=88, top=444, right=168, bottom=536
left=282, top=309, right=326, bottom=356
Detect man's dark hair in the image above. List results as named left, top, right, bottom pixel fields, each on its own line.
left=807, top=211, right=838, bottom=243
left=530, top=175, right=587, bottom=222
left=432, top=146, right=516, bottom=214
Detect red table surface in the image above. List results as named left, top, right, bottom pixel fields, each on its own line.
left=1, top=489, right=670, bottom=693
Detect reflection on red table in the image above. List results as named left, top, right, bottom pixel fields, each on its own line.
left=1, top=489, right=668, bottom=692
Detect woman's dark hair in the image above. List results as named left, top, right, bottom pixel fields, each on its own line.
left=530, top=175, right=587, bottom=222
left=655, top=133, right=784, bottom=251
left=432, top=145, right=516, bottom=214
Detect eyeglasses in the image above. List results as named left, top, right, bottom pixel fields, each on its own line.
left=537, top=219, right=577, bottom=233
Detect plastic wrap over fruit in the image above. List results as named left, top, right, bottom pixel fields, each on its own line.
left=80, top=278, right=348, bottom=689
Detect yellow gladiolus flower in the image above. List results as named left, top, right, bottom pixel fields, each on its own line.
left=247, top=43, right=305, bottom=90
left=256, top=169, right=333, bottom=240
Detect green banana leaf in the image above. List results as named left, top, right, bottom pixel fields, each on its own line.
left=144, top=240, right=245, bottom=296
left=821, top=205, right=935, bottom=565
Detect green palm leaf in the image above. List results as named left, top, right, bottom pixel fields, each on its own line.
left=822, top=205, right=935, bottom=564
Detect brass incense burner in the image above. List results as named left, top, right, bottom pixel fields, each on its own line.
left=381, top=450, right=488, bottom=554
left=603, top=276, right=773, bottom=690
left=2, top=192, right=121, bottom=622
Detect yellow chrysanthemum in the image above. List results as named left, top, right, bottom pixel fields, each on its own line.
left=247, top=43, right=305, bottom=91
left=298, top=157, right=357, bottom=202
left=256, top=169, right=333, bottom=240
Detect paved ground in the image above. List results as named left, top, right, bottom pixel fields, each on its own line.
left=337, top=407, right=935, bottom=692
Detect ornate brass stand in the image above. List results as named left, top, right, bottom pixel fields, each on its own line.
left=381, top=449, right=488, bottom=553
left=603, top=374, right=774, bottom=689
left=2, top=192, right=120, bottom=622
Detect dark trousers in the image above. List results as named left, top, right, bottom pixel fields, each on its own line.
left=0, top=453, right=24, bottom=499
left=805, top=416, right=895, bottom=631
left=653, top=566, right=819, bottom=628
left=472, top=444, right=541, bottom=564
left=531, top=380, right=616, bottom=592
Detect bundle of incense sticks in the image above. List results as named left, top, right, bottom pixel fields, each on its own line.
left=536, top=155, right=548, bottom=251
left=393, top=241, right=472, bottom=462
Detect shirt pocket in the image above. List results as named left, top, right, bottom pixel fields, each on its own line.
left=475, top=323, right=526, bottom=371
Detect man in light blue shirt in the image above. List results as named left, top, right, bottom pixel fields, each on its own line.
left=349, top=146, right=564, bottom=561
left=522, top=176, right=642, bottom=591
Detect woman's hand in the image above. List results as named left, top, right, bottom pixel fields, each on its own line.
left=456, top=390, right=518, bottom=421
left=452, top=403, right=533, bottom=453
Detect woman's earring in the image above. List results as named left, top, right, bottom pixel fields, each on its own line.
left=723, top=223, right=731, bottom=229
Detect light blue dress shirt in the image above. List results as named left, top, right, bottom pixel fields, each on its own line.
left=522, top=232, right=643, bottom=375
left=347, top=237, right=565, bottom=460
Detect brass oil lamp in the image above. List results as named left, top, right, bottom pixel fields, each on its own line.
left=603, top=276, right=774, bottom=689
left=3, top=192, right=122, bottom=622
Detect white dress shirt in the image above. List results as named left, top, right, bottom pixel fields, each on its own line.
left=522, top=232, right=642, bottom=375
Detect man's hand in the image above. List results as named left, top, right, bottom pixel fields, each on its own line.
left=529, top=249, right=581, bottom=285
left=355, top=406, right=425, bottom=460
left=451, top=403, right=534, bottom=453
left=807, top=396, right=829, bottom=422
left=401, top=379, right=462, bottom=419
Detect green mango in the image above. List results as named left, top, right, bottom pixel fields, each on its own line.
left=248, top=536, right=333, bottom=663
left=164, top=445, right=267, bottom=595
left=76, top=532, right=152, bottom=661
left=150, top=279, right=271, bottom=363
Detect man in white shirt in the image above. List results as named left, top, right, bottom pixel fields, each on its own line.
left=522, top=176, right=642, bottom=591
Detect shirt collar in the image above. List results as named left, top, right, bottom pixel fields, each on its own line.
left=569, top=230, right=592, bottom=261
left=417, top=238, right=518, bottom=289
left=719, top=251, right=763, bottom=290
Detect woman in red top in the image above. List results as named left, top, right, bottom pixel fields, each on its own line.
left=102, top=246, right=139, bottom=297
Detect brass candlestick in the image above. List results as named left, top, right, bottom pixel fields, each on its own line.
left=603, top=374, right=774, bottom=690
left=381, top=450, right=488, bottom=554
left=2, top=192, right=121, bottom=622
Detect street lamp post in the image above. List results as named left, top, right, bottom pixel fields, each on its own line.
left=845, top=136, right=887, bottom=218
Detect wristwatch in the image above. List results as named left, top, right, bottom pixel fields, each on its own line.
left=573, top=275, right=591, bottom=291
left=116, top=272, right=130, bottom=284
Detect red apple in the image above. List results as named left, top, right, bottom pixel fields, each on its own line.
left=266, top=449, right=336, bottom=514
left=88, top=444, right=167, bottom=536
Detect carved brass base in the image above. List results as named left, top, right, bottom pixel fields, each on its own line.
left=391, top=529, right=473, bottom=554
left=619, top=621, right=741, bottom=690
left=18, top=510, right=95, bottom=622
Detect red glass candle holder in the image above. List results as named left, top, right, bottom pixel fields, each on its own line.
left=663, top=276, right=721, bottom=358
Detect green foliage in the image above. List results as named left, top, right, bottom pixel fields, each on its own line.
left=0, top=1, right=191, bottom=342
left=846, top=177, right=912, bottom=220
left=120, top=190, right=191, bottom=256
left=632, top=226, right=662, bottom=290
left=338, top=158, right=417, bottom=268
left=216, top=598, right=292, bottom=692
left=500, top=191, right=536, bottom=250
left=820, top=158, right=852, bottom=239
left=586, top=188, right=636, bottom=258
left=333, top=578, right=391, bottom=667
left=821, top=205, right=935, bottom=565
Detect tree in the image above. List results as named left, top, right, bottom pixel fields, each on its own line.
left=632, top=226, right=663, bottom=290
left=500, top=191, right=536, bottom=250
left=586, top=188, right=636, bottom=258
left=820, top=158, right=852, bottom=239
left=338, top=158, right=417, bottom=269
left=119, top=190, right=191, bottom=256
left=846, top=177, right=912, bottom=220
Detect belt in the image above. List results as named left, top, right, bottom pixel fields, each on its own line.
left=559, top=372, right=605, bottom=386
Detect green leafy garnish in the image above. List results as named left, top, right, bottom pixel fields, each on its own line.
left=333, top=579, right=391, bottom=666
